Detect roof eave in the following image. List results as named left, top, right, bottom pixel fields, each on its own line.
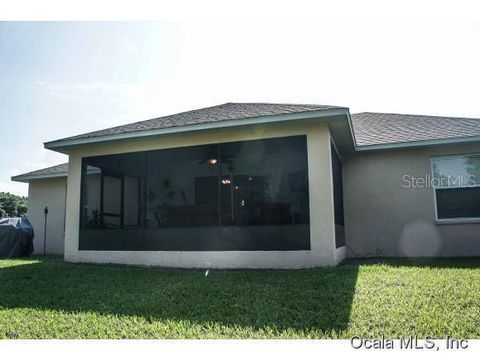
left=355, top=134, right=480, bottom=152
left=11, top=172, right=68, bottom=183
left=44, top=108, right=350, bottom=152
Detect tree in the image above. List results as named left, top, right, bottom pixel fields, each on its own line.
left=0, top=192, right=28, bottom=218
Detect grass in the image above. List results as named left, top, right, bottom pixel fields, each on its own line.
left=0, top=257, right=480, bottom=339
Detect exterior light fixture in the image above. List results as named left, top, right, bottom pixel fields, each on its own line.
left=221, top=179, right=231, bottom=185
left=208, top=158, right=218, bottom=165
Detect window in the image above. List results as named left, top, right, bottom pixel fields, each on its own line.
left=79, top=135, right=310, bottom=251
left=432, top=154, right=480, bottom=220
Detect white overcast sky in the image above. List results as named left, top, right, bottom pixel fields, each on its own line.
left=1, top=2, right=479, bottom=196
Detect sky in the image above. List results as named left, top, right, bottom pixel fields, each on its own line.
left=1, top=20, right=479, bottom=196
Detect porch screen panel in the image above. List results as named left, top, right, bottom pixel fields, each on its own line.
left=80, top=165, right=101, bottom=230
left=79, top=152, right=145, bottom=250
left=144, top=144, right=221, bottom=250
left=124, top=176, right=140, bottom=227
left=331, top=143, right=345, bottom=248
left=79, top=135, right=310, bottom=251
left=219, top=136, right=310, bottom=250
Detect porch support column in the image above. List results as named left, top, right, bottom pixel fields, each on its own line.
left=307, top=122, right=337, bottom=266
left=64, top=152, right=82, bottom=261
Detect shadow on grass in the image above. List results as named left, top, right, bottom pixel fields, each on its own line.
left=0, top=257, right=359, bottom=336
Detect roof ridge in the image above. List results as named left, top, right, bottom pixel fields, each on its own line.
left=352, top=111, right=480, bottom=120
left=225, top=101, right=343, bottom=107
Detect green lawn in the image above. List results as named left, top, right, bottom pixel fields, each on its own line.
left=0, top=257, right=479, bottom=339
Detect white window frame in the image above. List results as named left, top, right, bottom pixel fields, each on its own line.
left=431, top=153, right=480, bottom=224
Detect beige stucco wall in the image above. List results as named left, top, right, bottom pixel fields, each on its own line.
left=27, top=177, right=67, bottom=255
left=343, top=142, right=480, bottom=257
left=64, top=120, right=341, bottom=268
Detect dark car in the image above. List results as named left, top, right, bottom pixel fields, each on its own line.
left=0, top=217, right=34, bottom=257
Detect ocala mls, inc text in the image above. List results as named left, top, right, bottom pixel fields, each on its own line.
left=351, top=336, right=468, bottom=350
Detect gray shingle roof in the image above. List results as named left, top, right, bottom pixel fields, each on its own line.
left=351, top=112, right=480, bottom=147
left=51, top=102, right=344, bottom=144
left=11, top=163, right=68, bottom=182
left=14, top=107, right=480, bottom=182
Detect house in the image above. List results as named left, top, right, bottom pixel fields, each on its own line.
left=12, top=103, right=480, bottom=268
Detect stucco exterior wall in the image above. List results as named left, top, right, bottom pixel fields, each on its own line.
left=343, top=142, right=480, bottom=257
left=64, top=120, right=339, bottom=268
left=27, top=177, right=67, bottom=255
